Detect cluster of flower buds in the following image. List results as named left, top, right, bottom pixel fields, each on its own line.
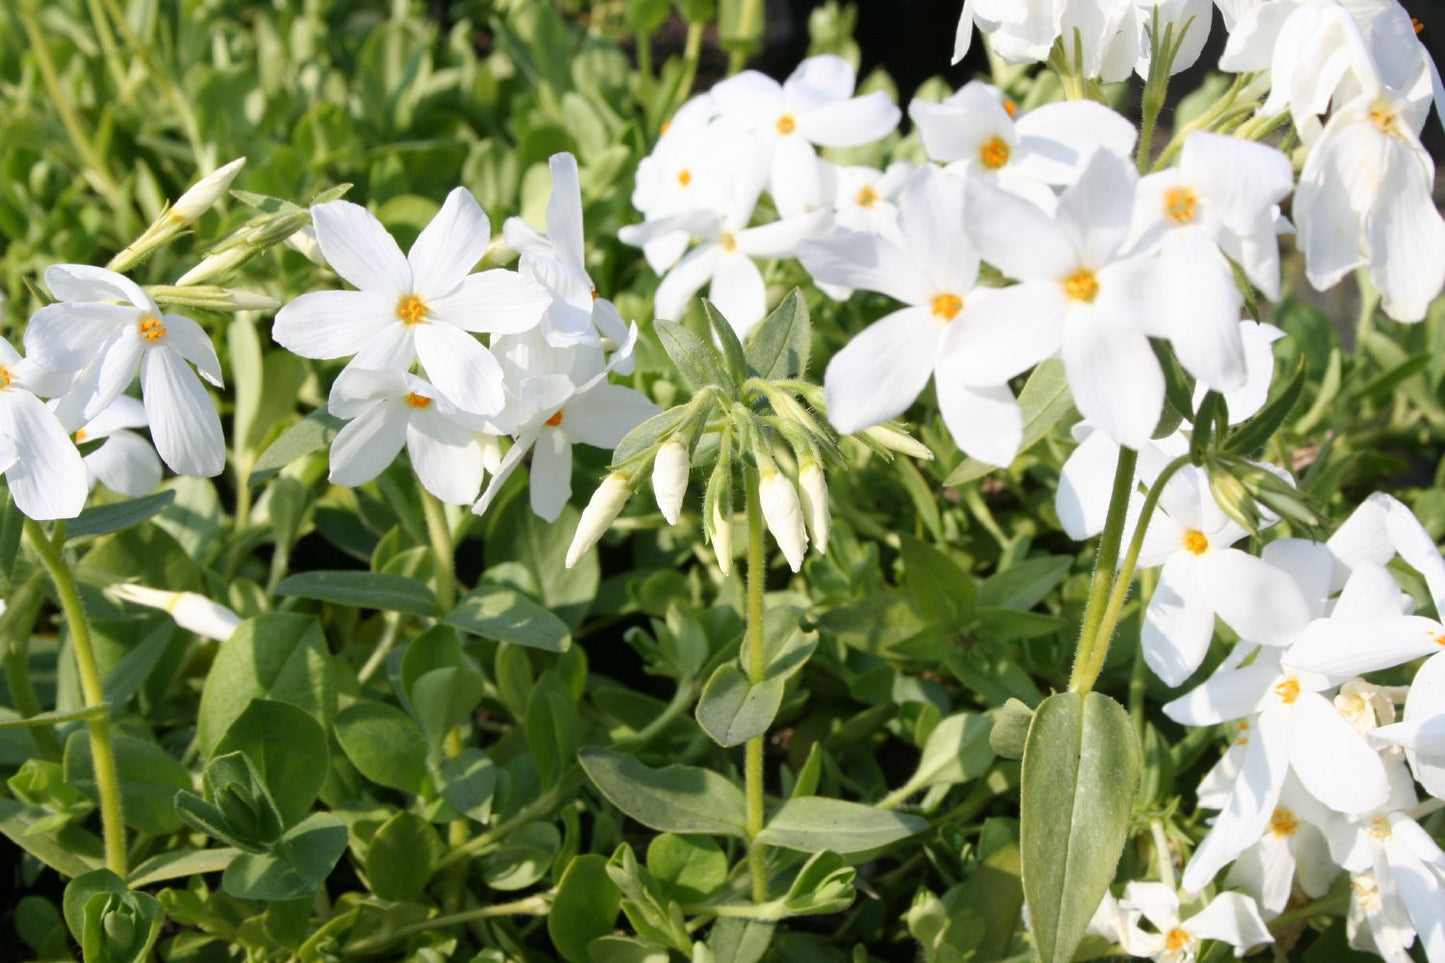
left=108, top=158, right=248, bottom=274
left=176, top=183, right=353, bottom=286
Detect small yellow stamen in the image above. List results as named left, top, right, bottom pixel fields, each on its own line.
left=1270, top=806, right=1299, bottom=837
left=1003, top=98, right=1018, bottom=117
left=545, top=410, right=564, bottom=427
left=979, top=136, right=1011, bottom=170
left=1369, top=106, right=1402, bottom=137
left=677, top=168, right=692, bottom=187
left=0, top=367, right=11, bottom=389
left=1368, top=816, right=1392, bottom=838
left=1234, top=720, right=1249, bottom=745
left=1413, top=17, right=1424, bottom=34
left=397, top=295, right=429, bottom=326
left=1183, top=529, right=1209, bottom=555
left=931, top=292, right=963, bottom=321
left=1164, top=928, right=1192, bottom=952
left=1062, top=268, right=1099, bottom=303
left=1434, top=631, right=1445, bottom=647
left=590, top=287, right=600, bottom=301
left=1274, top=678, right=1301, bottom=705
left=1164, top=186, right=1198, bottom=224
left=719, top=232, right=738, bottom=253
left=139, top=316, right=167, bottom=341
left=74, top=428, right=88, bottom=443
left=855, top=184, right=880, bottom=209
left=776, top=113, right=796, bottom=135
left=405, top=392, right=432, bottom=409
left=660, top=119, right=673, bottom=135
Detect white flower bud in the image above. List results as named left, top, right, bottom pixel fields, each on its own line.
left=798, top=461, right=830, bottom=555
left=566, top=473, right=632, bottom=569
left=477, top=433, right=504, bottom=474
left=861, top=425, right=933, bottom=460
left=170, top=157, right=247, bottom=223
left=222, top=288, right=282, bottom=311
left=652, top=441, right=690, bottom=525
left=284, top=224, right=328, bottom=266
left=111, top=584, right=242, bottom=642
left=176, top=246, right=249, bottom=286
left=759, top=470, right=808, bottom=573
left=710, top=499, right=733, bottom=576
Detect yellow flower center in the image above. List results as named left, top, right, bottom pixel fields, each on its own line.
left=74, top=428, right=88, bottom=443
left=776, top=113, right=796, bottom=135
left=1183, top=529, right=1209, bottom=555
left=1164, top=928, right=1192, bottom=952
left=660, top=119, right=673, bottom=135
left=139, top=316, right=167, bottom=341
left=1062, top=269, right=1099, bottom=303
left=0, top=367, right=11, bottom=389
left=1270, top=806, right=1299, bottom=837
left=979, top=136, right=1011, bottom=170
left=405, top=392, right=432, bottom=409
left=1274, top=677, right=1301, bottom=705
left=1367, top=815, right=1392, bottom=838
left=931, top=292, right=963, bottom=321
left=1003, top=98, right=1018, bottom=117
left=855, top=184, right=880, bottom=208
left=677, top=168, right=692, bottom=187
left=1164, top=186, right=1198, bottom=224
left=719, top=232, right=738, bottom=253
left=397, top=295, right=429, bottom=326
left=1369, top=105, right=1403, bottom=137
left=545, top=410, right=565, bottom=427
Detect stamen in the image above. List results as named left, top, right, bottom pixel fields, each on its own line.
left=677, top=168, right=692, bottom=187
left=930, top=292, right=963, bottom=321
left=1369, top=105, right=1402, bottom=137
left=0, top=367, right=11, bottom=389
left=776, top=114, right=796, bottom=135
left=545, top=410, right=564, bottom=427
left=719, top=232, right=738, bottom=253
left=1413, top=17, right=1424, bottom=34
left=1062, top=269, right=1099, bottom=303
left=405, top=392, right=432, bottom=409
left=979, top=136, right=1011, bottom=170
left=74, top=428, right=88, bottom=443
left=139, top=316, right=167, bottom=341
left=1274, top=678, right=1300, bottom=705
left=1182, top=529, right=1209, bottom=555
left=1164, top=186, right=1198, bottom=224
left=1164, top=929, right=1191, bottom=952
left=1367, top=816, right=1392, bottom=838
left=397, top=295, right=429, bottom=326
left=1003, top=98, right=1018, bottom=117
left=1270, top=806, right=1299, bottom=837
left=854, top=184, right=880, bottom=209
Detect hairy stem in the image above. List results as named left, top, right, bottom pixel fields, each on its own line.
left=743, top=465, right=768, bottom=903
left=420, top=489, right=457, bottom=614
left=1069, top=446, right=1138, bottom=693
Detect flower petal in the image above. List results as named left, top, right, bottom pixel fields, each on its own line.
left=1157, top=232, right=1247, bottom=392
left=1063, top=315, right=1163, bottom=450
left=707, top=252, right=767, bottom=338
left=414, top=323, right=506, bottom=417
left=328, top=401, right=408, bottom=487
left=1185, top=893, right=1273, bottom=954
left=159, top=315, right=223, bottom=386
left=140, top=347, right=225, bottom=477
left=1144, top=552, right=1217, bottom=687
left=0, top=391, right=87, bottom=520
left=1199, top=549, right=1313, bottom=646
left=546, top=153, right=587, bottom=275
left=530, top=429, right=573, bottom=522
left=1283, top=615, right=1440, bottom=681
left=798, top=92, right=901, bottom=147
left=934, top=378, right=1022, bottom=468
left=408, top=187, right=492, bottom=298
left=311, top=200, right=412, bottom=296
left=964, top=179, right=1078, bottom=281
left=43, top=264, right=155, bottom=311
left=562, top=384, right=660, bottom=450
left=797, top=232, right=932, bottom=305
left=428, top=268, right=550, bottom=335
left=406, top=408, right=484, bottom=505
left=655, top=244, right=721, bottom=321
left=24, top=302, right=140, bottom=372
left=1287, top=691, right=1390, bottom=813
left=272, top=290, right=399, bottom=360
left=86, top=430, right=162, bottom=497
left=823, top=306, right=940, bottom=435
left=945, top=282, right=1068, bottom=384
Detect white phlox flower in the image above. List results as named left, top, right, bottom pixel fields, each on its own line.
left=1223, top=774, right=1338, bottom=915
left=1373, top=652, right=1445, bottom=800
left=1293, top=86, right=1445, bottom=323
left=708, top=55, right=901, bottom=217
left=1113, top=882, right=1273, bottom=960
left=1101, top=0, right=1216, bottom=82
left=1135, top=466, right=1313, bottom=685
left=801, top=167, right=1023, bottom=466
left=26, top=265, right=225, bottom=477
left=0, top=337, right=87, bottom=520
left=910, top=81, right=1137, bottom=212
left=326, top=367, right=489, bottom=506
left=651, top=440, right=690, bottom=526
left=565, top=472, right=633, bottom=569
left=1347, top=870, right=1418, bottom=963
left=272, top=187, right=551, bottom=417
left=169, top=157, right=247, bottom=224
left=825, top=160, right=912, bottom=243
left=951, top=148, right=1172, bottom=449
left=62, top=395, right=163, bottom=497
left=954, top=0, right=1137, bottom=80
left=110, top=583, right=242, bottom=642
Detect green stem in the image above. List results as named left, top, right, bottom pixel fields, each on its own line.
left=420, top=489, right=456, bottom=613
left=1068, top=446, right=1138, bottom=693
left=441, top=727, right=470, bottom=912
left=25, top=519, right=127, bottom=877
left=727, top=0, right=765, bottom=74
left=435, top=772, right=576, bottom=870
left=1150, top=74, right=1251, bottom=171
left=3, top=574, right=61, bottom=760
left=346, top=894, right=551, bottom=952
left=743, top=466, right=768, bottom=904
left=613, top=676, right=698, bottom=749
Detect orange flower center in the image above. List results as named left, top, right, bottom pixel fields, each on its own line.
left=1274, top=678, right=1301, bottom=705
left=776, top=113, right=796, bottom=135
left=139, top=316, right=167, bottom=341
left=1164, top=186, right=1198, bottom=224
left=405, top=392, right=432, bottom=409
left=1434, top=631, right=1445, bottom=647
left=1183, top=529, right=1209, bottom=555
left=1369, top=106, right=1402, bottom=137
left=74, top=428, right=88, bottom=443
left=1003, top=98, right=1018, bottom=117
left=677, top=168, right=692, bottom=187
left=719, top=232, right=738, bottom=253
left=1270, top=806, right=1299, bottom=837
left=1063, top=269, right=1099, bottom=303
left=1234, top=720, right=1250, bottom=746
left=931, top=292, right=963, bottom=321
left=979, top=136, right=1011, bottom=170
left=397, top=295, right=429, bottom=326
left=545, top=410, right=564, bottom=427
left=1413, top=17, right=1424, bottom=34
left=855, top=184, right=880, bottom=208
left=1164, top=928, right=1191, bottom=951
left=0, top=367, right=11, bottom=389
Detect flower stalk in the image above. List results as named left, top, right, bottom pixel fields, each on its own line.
left=742, top=465, right=769, bottom=904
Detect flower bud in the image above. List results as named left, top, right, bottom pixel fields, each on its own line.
left=170, top=157, right=246, bottom=223
left=652, top=441, right=690, bottom=525
left=284, top=224, right=327, bottom=266
left=759, top=470, right=809, bottom=572
left=1206, top=468, right=1260, bottom=535
left=860, top=424, right=933, bottom=460
left=710, top=498, right=733, bottom=576
left=566, top=473, right=632, bottom=569
left=797, top=460, right=830, bottom=554
left=176, top=246, right=249, bottom=286
left=111, top=584, right=242, bottom=641
left=477, top=433, right=503, bottom=475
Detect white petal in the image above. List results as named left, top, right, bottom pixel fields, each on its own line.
left=83, top=395, right=149, bottom=437
left=935, top=378, right=1021, bottom=468
left=272, top=290, right=398, bottom=360
left=530, top=429, right=573, bottom=523
left=1158, top=232, right=1247, bottom=391
left=1185, top=893, right=1273, bottom=953
left=329, top=401, right=408, bottom=486
left=1260, top=537, right=1335, bottom=618
left=43, top=264, right=154, bottom=310
left=734, top=209, right=831, bottom=259
left=798, top=92, right=901, bottom=147
left=908, top=96, right=1010, bottom=166
left=310, top=200, right=411, bottom=296
left=1164, top=659, right=1278, bottom=726
left=797, top=232, right=932, bottom=305
left=159, top=315, right=223, bottom=387
left=85, top=430, right=162, bottom=496
left=1056, top=429, right=1119, bottom=540
left=0, top=391, right=87, bottom=520
left=1368, top=142, right=1445, bottom=323
left=945, top=282, right=1068, bottom=384
left=408, top=187, right=492, bottom=297
left=1294, top=126, right=1369, bottom=293
left=1063, top=316, right=1163, bottom=450
left=823, top=306, right=940, bottom=435
left=964, top=179, right=1078, bottom=281
left=1284, top=616, right=1440, bottom=681
left=1332, top=562, right=1412, bottom=620
left=406, top=409, right=484, bottom=505
left=546, top=153, right=587, bottom=275
left=784, top=54, right=856, bottom=106
left=414, top=323, right=506, bottom=417
left=428, top=269, right=550, bottom=335
left=24, top=302, right=139, bottom=371
left=1199, top=549, right=1313, bottom=646
left=1012, top=101, right=1138, bottom=185
left=1055, top=149, right=1136, bottom=265
left=1144, top=552, right=1217, bottom=687
left=139, top=349, right=224, bottom=477
left=1119, top=881, right=1181, bottom=933
left=328, top=366, right=410, bottom=419
left=707, top=253, right=767, bottom=338
left=1182, top=133, right=1294, bottom=237
left=899, top=168, right=979, bottom=297
left=769, top=135, right=828, bottom=217
left=562, top=384, right=660, bottom=450
left=1287, top=691, right=1390, bottom=813
left=655, top=244, right=721, bottom=321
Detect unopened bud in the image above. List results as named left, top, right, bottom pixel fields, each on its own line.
left=710, top=497, right=734, bottom=576
left=759, top=470, right=809, bottom=572
left=284, top=224, right=327, bottom=266
left=1206, top=468, right=1260, bottom=535
left=176, top=246, right=250, bottom=286
left=1237, top=465, right=1319, bottom=528
left=797, top=460, right=830, bottom=554
left=652, top=441, right=690, bottom=525
left=566, top=473, right=632, bottom=568
left=478, top=433, right=503, bottom=474
left=111, top=584, right=242, bottom=641
left=145, top=284, right=280, bottom=312
left=170, top=158, right=246, bottom=224
left=861, top=424, right=933, bottom=460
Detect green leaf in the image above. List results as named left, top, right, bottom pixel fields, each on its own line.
left=654, top=319, right=728, bottom=394
left=0, top=704, right=107, bottom=729
left=1226, top=356, right=1307, bottom=456
left=782, top=850, right=856, bottom=916
left=646, top=833, right=728, bottom=903
left=196, top=614, right=336, bottom=757
left=588, top=936, right=670, bottom=963
left=899, top=535, right=974, bottom=624
left=0, top=799, right=104, bottom=877
left=526, top=672, right=580, bottom=788
left=484, top=499, right=599, bottom=629
left=610, top=406, right=689, bottom=470
left=579, top=748, right=748, bottom=837
left=909, top=713, right=994, bottom=791
left=128, top=847, right=240, bottom=888
left=708, top=918, right=774, bottom=963
left=223, top=812, right=349, bottom=902
left=334, top=701, right=429, bottom=793
left=443, top=584, right=572, bottom=652
left=975, top=556, right=1071, bottom=611
left=249, top=409, right=343, bottom=486
left=411, top=666, right=486, bottom=757
left=744, top=288, right=810, bottom=380
left=989, top=699, right=1035, bottom=761
left=66, top=491, right=176, bottom=542
left=438, top=749, right=497, bottom=824
left=64, top=731, right=191, bottom=835
left=365, top=812, right=442, bottom=902
left=480, top=820, right=560, bottom=890
left=954, top=841, right=1025, bottom=961
left=0, top=484, right=23, bottom=594
left=756, top=797, right=926, bottom=854
left=945, top=360, right=1072, bottom=486
left=702, top=299, right=748, bottom=387
left=274, top=570, right=437, bottom=616
left=64, top=869, right=163, bottom=963
left=1021, top=691, right=1141, bottom=963
left=695, top=664, right=783, bottom=747
left=213, top=699, right=329, bottom=825
left=549, top=854, right=622, bottom=963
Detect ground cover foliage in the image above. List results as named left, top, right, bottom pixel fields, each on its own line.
left=0, top=1, right=1444, bottom=961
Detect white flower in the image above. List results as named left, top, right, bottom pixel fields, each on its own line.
left=1115, top=882, right=1273, bottom=961
left=272, top=187, right=551, bottom=415
left=169, top=157, right=246, bottom=223
left=1101, top=0, right=1216, bottom=82
left=825, top=161, right=912, bottom=243
left=1346, top=871, right=1417, bottom=962
left=652, top=440, right=690, bottom=526
left=26, top=265, right=225, bottom=477
left=803, top=167, right=1021, bottom=465
left=565, top=472, right=632, bottom=568
left=1294, top=88, right=1445, bottom=322
left=709, top=493, right=734, bottom=576
left=1224, top=775, right=1338, bottom=914
left=0, top=337, right=87, bottom=520
left=326, top=367, right=487, bottom=506
left=66, top=396, right=162, bottom=497
left=111, top=584, right=242, bottom=642
left=798, top=460, right=830, bottom=555
left=1054, top=425, right=1188, bottom=541
left=955, top=0, right=1137, bottom=78
left=759, top=469, right=808, bottom=573
left=1373, top=652, right=1445, bottom=800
